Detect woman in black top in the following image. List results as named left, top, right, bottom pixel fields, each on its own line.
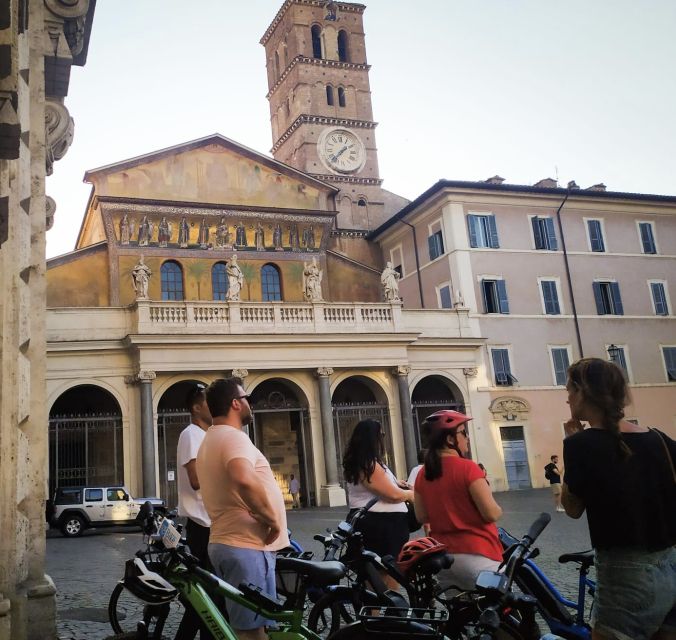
left=562, top=358, right=676, bottom=640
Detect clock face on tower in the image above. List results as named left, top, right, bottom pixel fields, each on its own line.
left=317, top=128, right=366, bottom=174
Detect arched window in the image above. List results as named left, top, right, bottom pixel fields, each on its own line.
left=326, top=85, right=334, bottom=106
left=338, top=30, right=349, bottom=62
left=261, top=264, right=282, bottom=301
left=338, top=87, right=346, bottom=107
left=161, top=261, right=184, bottom=301
left=212, top=262, right=229, bottom=301
left=311, top=25, right=322, bottom=59
left=358, top=198, right=367, bottom=207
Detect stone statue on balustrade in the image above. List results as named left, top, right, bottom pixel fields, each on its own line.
left=215, top=217, right=232, bottom=249
left=120, top=214, right=133, bottom=245
left=255, top=223, right=265, bottom=251
left=158, top=217, right=171, bottom=247
left=289, top=224, right=300, bottom=251
left=273, top=223, right=283, bottom=251
left=198, top=218, right=210, bottom=248
left=235, top=221, right=247, bottom=247
left=132, top=256, right=152, bottom=300
left=454, top=290, right=465, bottom=308
left=303, top=257, right=323, bottom=302
left=302, top=224, right=316, bottom=250
left=225, top=255, right=244, bottom=301
left=381, top=261, right=401, bottom=302
left=178, top=217, right=190, bottom=248
left=138, top=215, right=153, bottom=246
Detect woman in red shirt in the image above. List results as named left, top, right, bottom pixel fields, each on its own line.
left=414, top=410, right=503, bottom=591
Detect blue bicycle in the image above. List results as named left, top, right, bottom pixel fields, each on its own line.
left=499, top=529, right=594, bottom=640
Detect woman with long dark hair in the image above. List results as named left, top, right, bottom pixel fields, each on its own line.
left=413, top=410, right=503, bottom=590
left=563, top=357, right=676, bottom=640
left=343, top=419, right=412, bottom=582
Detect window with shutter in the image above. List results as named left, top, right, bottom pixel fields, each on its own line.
left=551, top=348, right=570, bottom=385
left=439, top=285, right=453, bottom=309
left=482, top=279, right=509, bottom=314
left=609, top=346, right=629, bottom=381
left=532, top=217, right=557, bottom=250
left=491, top=349, right=517, bottom=386
left=587, top=220, right=605, bottom=252
left=650, top=282, right=668, bottom=316
left=541, top=280, right=561, bottom=315
left=428, top=230, right=444, bottom=260
left=662, top=347, right=676, bottom=381
left=593, top=281, right=623, bottom=315
left=639, top=222, right=657, bottom=254
left=468, top=214, right=499, bottom=248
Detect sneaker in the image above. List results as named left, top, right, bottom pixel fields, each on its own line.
left=556, top=506, right=565, bottom=512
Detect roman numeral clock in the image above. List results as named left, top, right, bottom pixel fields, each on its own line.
left=318, top=127, right=366, bottom=175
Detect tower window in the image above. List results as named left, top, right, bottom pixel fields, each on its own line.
left=338, top=30, right=349, bottom=62
left=357, top=198, right=367, bottom=207
left=311, top=25, right=323, bottom=59
left=338, top=87, right=346, bottom=107
left=326, top=85, right=334, bottom=106
left=161, top=261, right=184, bottom=301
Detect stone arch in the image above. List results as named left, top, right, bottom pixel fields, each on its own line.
left=48, top=384, right=124, bottom=496
left=337, top=194, right=353, bottom=228
left=48, top=377, right=128, bottom=416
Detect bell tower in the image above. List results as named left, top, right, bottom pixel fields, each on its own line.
left=261, top=1, right=390, bottom=230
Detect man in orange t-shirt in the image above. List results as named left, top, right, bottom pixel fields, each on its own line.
left=197, top=377, right=289, bottom=640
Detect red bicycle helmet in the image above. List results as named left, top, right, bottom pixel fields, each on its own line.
left=424, top=409, right=471, bottom=430
left=397, top=537, right=447, bottom=575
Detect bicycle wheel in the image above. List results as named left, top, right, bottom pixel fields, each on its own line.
left=108, top=582, right=185, bottom=638
left=308, top=591, right=357, bottom=638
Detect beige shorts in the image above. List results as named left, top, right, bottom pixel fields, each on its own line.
left=550, top=483, right=562, bottom=496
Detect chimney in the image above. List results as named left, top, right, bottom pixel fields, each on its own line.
left=567, top=180, right=580, bottom=190
left=586, top=183, right=607, bottom=192
left=533, top=178, right=558, bottom=189
left=485, top=175, right=505, bottom=185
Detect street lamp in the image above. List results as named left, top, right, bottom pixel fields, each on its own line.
left=607, top=344, right=621, bottom=363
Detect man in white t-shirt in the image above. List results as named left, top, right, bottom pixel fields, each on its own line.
left=176, top=382, right=213, bottom=639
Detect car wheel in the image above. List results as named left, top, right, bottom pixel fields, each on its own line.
left=61, top=514, right=85, bottom=537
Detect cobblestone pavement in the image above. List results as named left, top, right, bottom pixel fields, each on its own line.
left=46, top=488, right=592, bottom=639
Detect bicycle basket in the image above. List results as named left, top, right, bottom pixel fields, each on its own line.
left=358, top=606, right=448, bottom=637
left=274, top=550, right=314, bottom=599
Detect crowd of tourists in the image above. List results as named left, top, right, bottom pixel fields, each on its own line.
left=176, top=357, right=675, bottom=640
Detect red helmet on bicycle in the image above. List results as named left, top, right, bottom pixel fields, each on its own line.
left=397, top=537, right=447, bottom=575
left=423, top=409, right=471, bottom=431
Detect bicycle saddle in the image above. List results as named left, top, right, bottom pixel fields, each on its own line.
left=276, top=557, right=346, bottom=586
left=558, top=550, right=594, bottom=568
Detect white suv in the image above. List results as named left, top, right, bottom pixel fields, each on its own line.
left=49, top=486, right=166, bottom=537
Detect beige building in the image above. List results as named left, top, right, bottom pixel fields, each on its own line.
left=0, top=0, right=95, bottom=638
left=373, top=178, right=676, bottom=490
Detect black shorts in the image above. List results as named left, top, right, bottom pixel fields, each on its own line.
left=350, top=510, right=409, bottom=560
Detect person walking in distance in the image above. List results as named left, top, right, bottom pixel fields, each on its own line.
left=176, top=383, right=215, bottom=639
left=197, top=378, right=289, bottom=640
left=545, top=455, right=564, bottom=512
left=289, top=474, right=301, bottom=509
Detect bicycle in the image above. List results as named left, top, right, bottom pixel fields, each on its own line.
left=499, top=529, right=594, bottom=639
left=106, top=503, right=346, bottom=640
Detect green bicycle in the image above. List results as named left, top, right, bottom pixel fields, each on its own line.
left=106, top=503, right=345, bottom=640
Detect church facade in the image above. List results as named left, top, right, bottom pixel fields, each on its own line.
left=45, top=0, right=676, bottom=513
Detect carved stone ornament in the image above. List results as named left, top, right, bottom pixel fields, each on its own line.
left=45, top=100, right=74, bottom=175
left=316, top=367, right=334, bottom=377
left=44, top=0, right=90, bottom=20
left=463, top=367, right=478, bottom=378
left=137, top=370, right=157, bottom=382
left=392, top=365, right=411, bottom=377
left=232, top=369, right=248, bottom=379
left=46, top=196, right=57, bottom=231
left=489, top=396, right=530, bottom=418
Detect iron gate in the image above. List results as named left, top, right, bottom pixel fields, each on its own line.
left=48, top=413, right=123, bottom=497
left=158, top=409, right=190, bottom=508
left=332, top=404, right=393, bottom=483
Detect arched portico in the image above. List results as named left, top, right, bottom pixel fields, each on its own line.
left=48, top=385, right=124, bottom=497
left=411, top=374, right=466, bottom=449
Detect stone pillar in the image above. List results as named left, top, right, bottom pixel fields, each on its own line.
left=138, top=370, right=157, bottom=496
left=393, top=365, right=418, bottom=472
left=315, top=368, right=346, bottom=506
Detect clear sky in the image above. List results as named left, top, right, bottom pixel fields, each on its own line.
left=46, top=0, right=676, bottom=258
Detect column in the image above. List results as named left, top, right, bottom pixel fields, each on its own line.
left=393, top=365, right=418, bottom=472
left=315, top=367, right=346, bottom=507
left=138, top=370, right=157, bottom=496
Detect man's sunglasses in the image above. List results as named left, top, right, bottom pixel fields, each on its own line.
left=236, top=394, right=252, bottom=402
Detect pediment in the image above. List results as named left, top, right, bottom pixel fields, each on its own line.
left=84, top=134, right=336, bottom=211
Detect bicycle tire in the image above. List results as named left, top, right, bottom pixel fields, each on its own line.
left=308, top=591, right=357, bottom=638
left=329, top=619, right=451, bottom=640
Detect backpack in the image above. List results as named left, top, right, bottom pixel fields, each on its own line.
left=544, top=465, right=554, bottom=481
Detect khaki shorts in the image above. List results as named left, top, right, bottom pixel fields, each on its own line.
left=550, top=482, right=562, bottom=496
